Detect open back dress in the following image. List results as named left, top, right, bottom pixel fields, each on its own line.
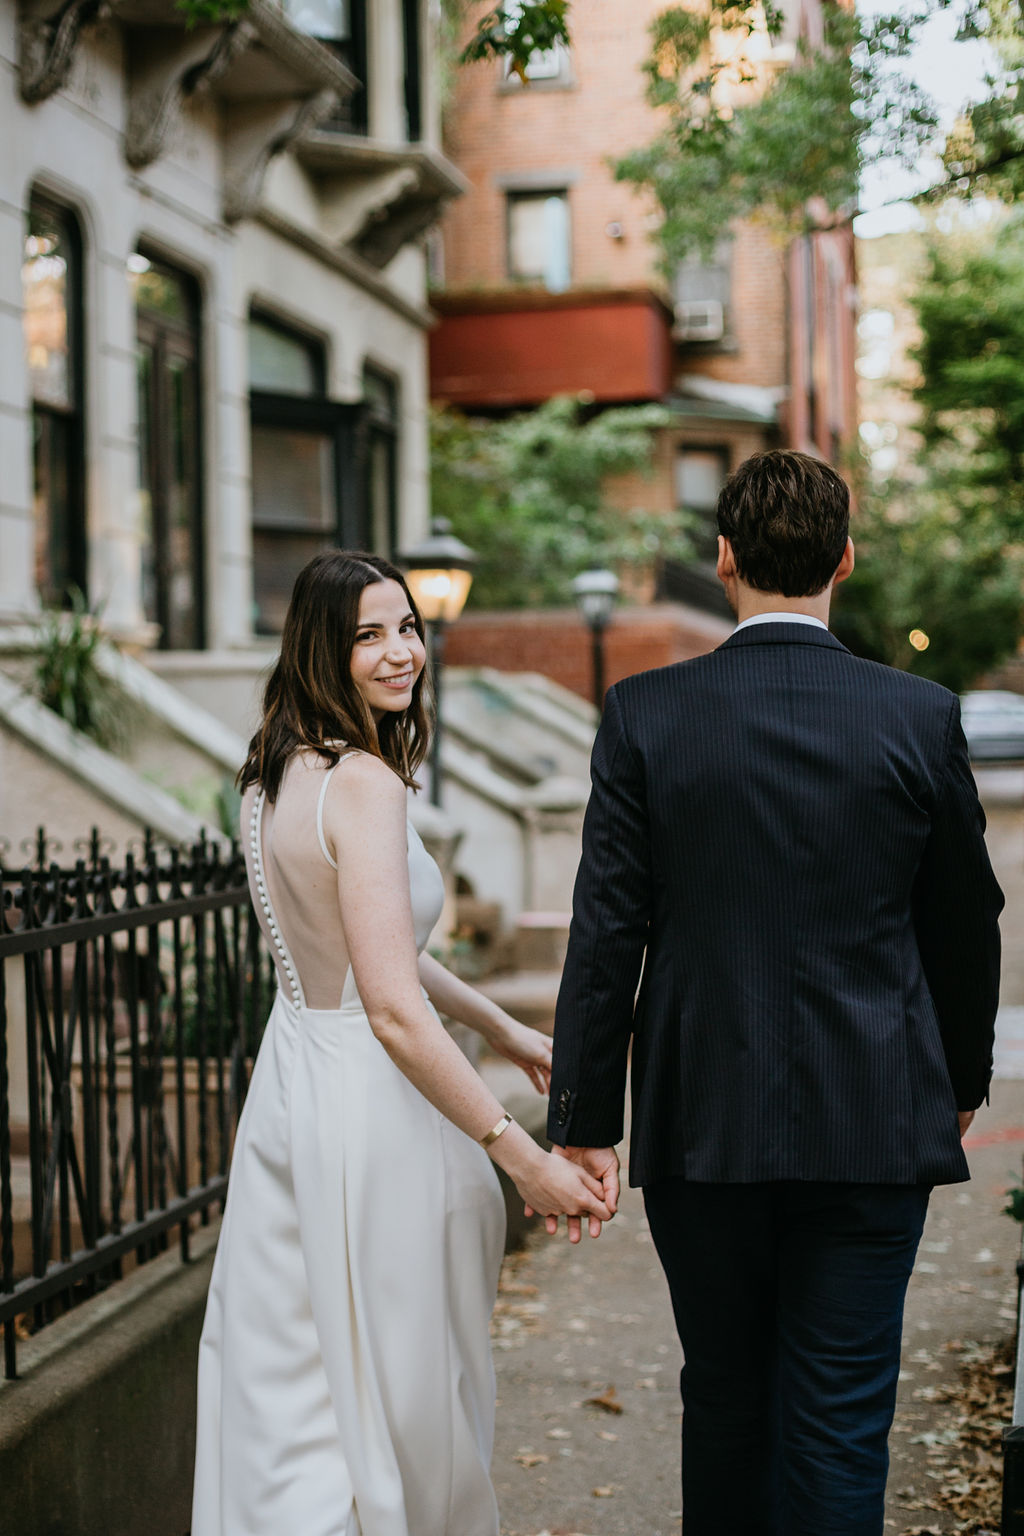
left=191, top=750, right=506, bottom=1536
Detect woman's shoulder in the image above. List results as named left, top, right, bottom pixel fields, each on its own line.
left=322, top=749, right=407, bottom=808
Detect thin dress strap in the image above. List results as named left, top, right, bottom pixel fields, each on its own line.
left=316, top=750, right=361, bottom=870
left=250, top=789, right=306, bottom=1010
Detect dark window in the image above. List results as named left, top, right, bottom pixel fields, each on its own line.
left=656, top=445, right=732, bottom=617
left=674, top=445, right=729, bottom=566
left=402, top=0, right=421, bottom=140
left=507, top=190, right=570, bottom=291
left=23, top=196, right=86, bottom=607
left=283, top=0, right=368, bottom=134
left=249, top=314, right=360, bottom=635
left=362, top=366, right=399, bottom=558
left=132, top=254, right=204, bottom=650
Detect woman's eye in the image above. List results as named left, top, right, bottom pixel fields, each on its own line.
left=355, top=630, right=376, bottom=642
left=400, top=621, right=416, bottom=634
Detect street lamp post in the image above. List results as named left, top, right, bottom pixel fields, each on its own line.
left=398, top=519, right=476, bottom=806
left=572, top=569, right=619, bottom=711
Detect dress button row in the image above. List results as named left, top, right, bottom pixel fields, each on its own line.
left=251, top=796, right=302, bottom=1005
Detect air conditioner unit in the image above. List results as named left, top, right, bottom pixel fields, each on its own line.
left=673, top=299, right=725, bottom=342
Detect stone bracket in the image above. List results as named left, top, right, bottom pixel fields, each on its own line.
left=223, top=88, right=338, bottom=224
left=18, top=0, right=107, bottom=104
left=124, top=20, right=256, bottom=170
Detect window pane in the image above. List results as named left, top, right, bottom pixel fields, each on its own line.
left=32, top=413, right=74, bottom=604
left=130, top=257, right=191, bottom=322
left=363, top=367, right=397, bottom=423
left=165, top=353, right=202, bottom=650
left=254, top=531, right=332, bottom=634
left=252, top=425, right=334, bottom=529
left=368, top=431, right=395, bottom=555
left=249, top=319, right=323, bottom=395
left=675, top=449, right=727, bottom=512
left=283, top=0, right=349, bottom=40
left=24, top=206, right=75, bottom=411
left=508, top=193, right=569, bottom=292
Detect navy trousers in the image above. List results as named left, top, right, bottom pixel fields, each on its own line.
left=643, top=1180, right=931, bottom=1536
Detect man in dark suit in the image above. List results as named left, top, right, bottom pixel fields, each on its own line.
left=547, top=450, right=1003, bottom=1535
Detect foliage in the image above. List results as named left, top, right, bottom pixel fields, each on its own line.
left=939, top=0, right=1024, bottom=207
left=430, top=396, right=686, bottom=608
left=913, top=214, right=1024, bottom=504
left=457, top=0, right=570, bottom=83
left=835, top=210, right=1024, bottom=692
left=833, top=482, right=1024, bottom=693
left=1005, top=1168, right=1024, bottom=1225
left=34, top=591, right=134, bottom=752
left=614, top=3, right=942, bottom=269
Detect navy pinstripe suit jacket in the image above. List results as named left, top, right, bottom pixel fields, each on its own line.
left=547, top=623, right=1004, bottom=1187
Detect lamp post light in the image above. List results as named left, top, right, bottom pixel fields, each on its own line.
left=398, top=519, right=476, bottom=806
left=572, top=568, right=619, bottom=711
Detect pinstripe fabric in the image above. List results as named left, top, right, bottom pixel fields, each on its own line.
left=547, top=624, right=1004, bottom=1187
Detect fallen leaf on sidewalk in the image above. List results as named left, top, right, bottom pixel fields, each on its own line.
left=514, top=1450, right=550, bottom=1468
left=585, top=1386, right=623, bottom=1414
left=591, top=1486, right=615, bottom=1497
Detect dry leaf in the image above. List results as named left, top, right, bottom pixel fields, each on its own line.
left=514, top=1450, right=550, bottom=1468
left=585, top=1386, right=623, bottom=1414
left=592, top=1486, right=614, bottom=1497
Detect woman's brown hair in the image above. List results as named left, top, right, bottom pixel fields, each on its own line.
left=237, top=551, right=431, bottom=801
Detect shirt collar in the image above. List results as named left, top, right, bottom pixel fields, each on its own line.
left=734, top=612, right=829, bottom=634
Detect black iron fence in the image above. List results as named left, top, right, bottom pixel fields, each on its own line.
left=0, top=829, right=273, bottom=1379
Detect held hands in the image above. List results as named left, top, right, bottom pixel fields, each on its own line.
left=484, top=1011, right=552, bottom=1096
left=514, top=1146, right=615, bottom=1244
left=522, top=1144, right=620, bottom=1243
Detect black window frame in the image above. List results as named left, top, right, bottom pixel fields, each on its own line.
left=134, top=251, right=206, bottom=651
left=25, top=192, right=87, bottom=609
left=360, top=364, right=400, bottom=558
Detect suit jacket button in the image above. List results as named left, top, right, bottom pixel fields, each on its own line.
left=557, top=1088, right=570, bottom=1125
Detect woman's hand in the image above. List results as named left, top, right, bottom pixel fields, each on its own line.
left=505, top=1145, right=612, bottom=1242
left=485, top=1012, right=552, bottom=1094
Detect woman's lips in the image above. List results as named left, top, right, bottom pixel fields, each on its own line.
left=376, top=671, right=413, bottom=689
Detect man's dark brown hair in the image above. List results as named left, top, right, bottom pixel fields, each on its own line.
left=715, top=450, right=850, bottom=597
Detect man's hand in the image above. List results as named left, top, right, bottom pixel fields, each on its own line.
left=958, top=1109, right=976, bottom=1139
left=545, top=1145, right=620, bottom=1242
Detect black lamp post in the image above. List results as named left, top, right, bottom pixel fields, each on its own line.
left=398, top=519, right=476, bottom=805
left=572, top=568, right=619, bottom=710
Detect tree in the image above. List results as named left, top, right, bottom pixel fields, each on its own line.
left=430, top=397, right=686, bottom=608
left=833, top=485, right=1024, bottom=693
left=834, top=214, right=1024, bottom=691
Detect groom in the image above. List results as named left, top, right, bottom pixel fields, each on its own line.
left=547, top=450, right=1003, bottom=1534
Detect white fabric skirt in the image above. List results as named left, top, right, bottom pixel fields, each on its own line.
left=192, top=990, right=506, bottom=1536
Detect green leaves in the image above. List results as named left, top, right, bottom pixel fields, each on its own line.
left=458, top=1, right=570, bottom=82
left=34, top=590, right=133, bottom=752
left=430, top=397, right=685, bottom=608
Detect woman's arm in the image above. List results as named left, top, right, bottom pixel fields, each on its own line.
left=418, top=952, right=552, bottom=1095
left=324, top=758, right=607, bottom=1235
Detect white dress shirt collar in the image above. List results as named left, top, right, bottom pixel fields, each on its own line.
left=734, top=612, right=829, bottom=634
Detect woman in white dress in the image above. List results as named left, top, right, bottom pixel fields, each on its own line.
left=191, top=551, right=612, bottom=1536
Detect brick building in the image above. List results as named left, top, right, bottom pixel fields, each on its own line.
left=430, top=0, right=858, bottom=640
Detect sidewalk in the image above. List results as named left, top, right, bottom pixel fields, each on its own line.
left=482, top=1014, right=1024, bottom=1536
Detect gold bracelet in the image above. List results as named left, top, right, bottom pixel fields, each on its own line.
left=481, top=1112, right=512, bottom=1147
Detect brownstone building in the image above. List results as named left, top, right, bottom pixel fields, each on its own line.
left=430, top=0, right=858, bottom=638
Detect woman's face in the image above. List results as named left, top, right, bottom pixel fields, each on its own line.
left=349, top=578, right=426, bottom=723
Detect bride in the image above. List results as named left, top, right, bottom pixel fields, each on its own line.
left=191, top=550, right=612, bottom=1536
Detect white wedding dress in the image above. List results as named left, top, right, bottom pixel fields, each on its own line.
left=192, top=752, right=506, bottom=1536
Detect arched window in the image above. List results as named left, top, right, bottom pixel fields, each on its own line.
left=23, top=194, right=86, bottom=606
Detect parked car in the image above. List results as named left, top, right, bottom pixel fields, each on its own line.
left=959, top=690, right=1024, bottom=762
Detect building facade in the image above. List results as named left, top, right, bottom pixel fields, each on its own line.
left=430, top=0, right=858, bottom=612
left=1, top=0, right=461, bottom=654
